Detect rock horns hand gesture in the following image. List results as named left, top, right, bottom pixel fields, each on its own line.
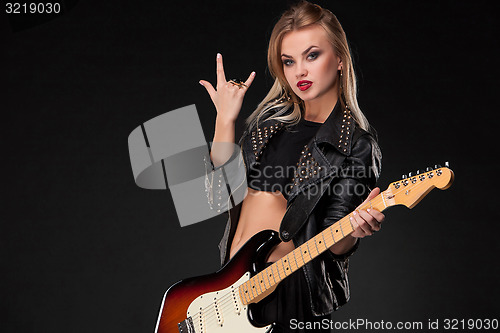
left=199, top=53, right=255, bottom=124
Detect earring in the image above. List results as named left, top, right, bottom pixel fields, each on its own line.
left=339, top=68, right=344, bottom=90
left=275, top=89, right=292, bottom=103
left=339, top=68, right=350, bottom=110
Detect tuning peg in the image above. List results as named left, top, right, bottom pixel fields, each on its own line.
left=444, top=161, right=450, bottom=168
left=408, top=172, right=414, bottom=177
left=416, top=170, right=422, bottom=175
left=434, top=164, right=442, bottom=169
left=402, top=174, right=408, bottom=179
left=426, top=167, right=433, bottom=172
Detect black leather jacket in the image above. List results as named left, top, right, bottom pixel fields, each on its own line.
left=204, top=99, right=382, bottom=316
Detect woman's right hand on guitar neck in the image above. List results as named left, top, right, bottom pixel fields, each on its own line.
left=199, top=53, right=255, bottom=124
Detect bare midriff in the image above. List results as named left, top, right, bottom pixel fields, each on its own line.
left=229, top=187, right=295, bottom=263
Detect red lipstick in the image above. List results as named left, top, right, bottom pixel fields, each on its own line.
left=297, top=80, right=313, bottom=91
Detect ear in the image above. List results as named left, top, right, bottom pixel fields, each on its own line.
left=337, top=57, right=343, bottom=71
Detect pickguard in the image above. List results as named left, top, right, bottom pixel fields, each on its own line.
left=184, top=273, right=272, bottom=333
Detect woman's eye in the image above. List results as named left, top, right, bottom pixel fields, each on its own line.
left=307, top=52, right=319, bottom=60
left=282, top=53, right=318, bottom=66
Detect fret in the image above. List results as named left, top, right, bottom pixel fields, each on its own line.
left=265, top=266, right=274, bottom=286
left=280, top=259, right=288, bottom=277
left=299, top=244, right=306, bottom=266
left=248, top=279, right=257, bottom=298
left=381, top=194, right=387, bottom=208
left=339, top=220, right=345, bottom=238
left=252, top=276, right=262, bottom=295
left=285, top=254, right=294, bottom=272
left=321, top=231, right=329, bottom=250
left=329, top=225, right=336, bottom=245
left=291, top=249, right=300, bottom=269
left=257, top=271, right=268, bottom=290
left=240, top=284, right=249, bottom=304
left=344, top=218, right=354, bottom=233
left=305, top=242, right=312, bottom=261
left=270, top=265, right=277, bottom=285
left=274, top=261, right=282, bottom=281
left=344, top=217, right=354, bottom=230
left=252, top=274, right=263, bottom=295
left=244, top=282, right=253, bottom=302
left=312, top=236, right=320, bottom=255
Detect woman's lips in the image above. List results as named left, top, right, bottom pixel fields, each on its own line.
left=297, top=80, right=313, bottom=91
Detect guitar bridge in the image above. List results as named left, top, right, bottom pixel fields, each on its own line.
left=178, top=316, right=195, bottom=333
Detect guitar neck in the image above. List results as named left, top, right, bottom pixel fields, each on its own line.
left=238, top=188, right=394, bottom=305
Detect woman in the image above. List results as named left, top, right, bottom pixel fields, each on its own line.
left=200, top=1, right=384, bottom=332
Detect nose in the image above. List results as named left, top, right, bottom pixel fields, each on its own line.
left=295, top=61, right=307, bottom=79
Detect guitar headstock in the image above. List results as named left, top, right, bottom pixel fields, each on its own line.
left=385, top=163, right=454, bottom=209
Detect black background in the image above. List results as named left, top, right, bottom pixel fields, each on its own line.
left=2, top=0, right=499, bottom=332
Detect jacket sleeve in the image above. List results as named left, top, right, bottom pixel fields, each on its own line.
left=321, top=133, right=382, bottom=261
left=203, top=141, right=247, bottom=214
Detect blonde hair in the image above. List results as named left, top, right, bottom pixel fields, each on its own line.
left=244, top=1, right=370, bottom=134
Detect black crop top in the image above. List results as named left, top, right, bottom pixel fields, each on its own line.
left=247, top=117, right=322, bottom=199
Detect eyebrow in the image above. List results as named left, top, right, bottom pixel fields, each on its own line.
left=281, top=45, right=319, bottom=58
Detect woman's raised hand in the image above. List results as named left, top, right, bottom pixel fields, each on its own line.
left=199, top=53, right=255, bottom=124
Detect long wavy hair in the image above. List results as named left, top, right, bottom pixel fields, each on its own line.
left=243, top=1, right=370, bottom=135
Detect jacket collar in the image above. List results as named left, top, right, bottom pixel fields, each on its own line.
left=249, top=98, right=355, bottom=151
left=243, top=98, right=355, bottom=171
left=312, top=98, right=355, bottom=156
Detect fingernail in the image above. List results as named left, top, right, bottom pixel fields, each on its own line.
left=251, top=71, right=256, bottom=76
left=367, top=208, right=371, bottom=212
left=353, top=211, right=357, bottom=216
left=217, top=53, right=221, bottom=59
left=199, top=80, right=204, bottom=86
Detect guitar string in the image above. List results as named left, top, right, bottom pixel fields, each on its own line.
left=186, top=173, right=443, bottom=328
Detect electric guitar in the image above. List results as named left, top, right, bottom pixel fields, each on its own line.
left=154, top=164, right=454, bottom=333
